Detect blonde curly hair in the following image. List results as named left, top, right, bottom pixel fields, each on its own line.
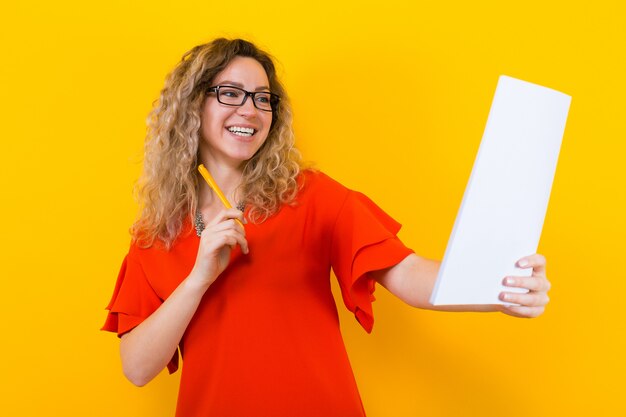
left=131, top=38, right=302, bottom=248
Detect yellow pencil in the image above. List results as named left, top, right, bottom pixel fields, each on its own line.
left=197, top=164, right=244, bottom=228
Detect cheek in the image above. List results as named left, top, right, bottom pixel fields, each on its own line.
left=263, top=113, right=274, bottom=132
left=200, top=107, right=227, bottom=138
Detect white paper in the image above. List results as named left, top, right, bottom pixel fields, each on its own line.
left=430, top=75, right=571, bottom=305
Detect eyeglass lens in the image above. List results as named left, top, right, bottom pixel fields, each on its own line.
left=217, top=86, right=275, bottom=111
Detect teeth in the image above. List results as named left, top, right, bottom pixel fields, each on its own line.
left=228, top=126, right=255, bottom=136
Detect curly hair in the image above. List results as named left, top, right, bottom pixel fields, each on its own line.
left=131, top=38, right=302, bottom=248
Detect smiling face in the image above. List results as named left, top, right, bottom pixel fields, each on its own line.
left=198, top=56, right=273, bottom=169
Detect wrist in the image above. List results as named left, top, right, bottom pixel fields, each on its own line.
left=183, top=270, right=213, bottom=294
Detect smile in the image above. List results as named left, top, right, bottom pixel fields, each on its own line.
left=227, top=126, right=256, bottom=137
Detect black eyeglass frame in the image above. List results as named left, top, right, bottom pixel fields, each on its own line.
left=207, top=85, right=280, bottom=112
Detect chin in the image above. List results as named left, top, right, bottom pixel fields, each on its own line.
left=227, top=140, right=266, bottom=161
left=223, top=147, right=263, bottom=166
left=201, top=134, right=267, bottom=166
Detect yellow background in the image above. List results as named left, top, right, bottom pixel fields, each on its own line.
left=1, top=0, right=624, bottom=416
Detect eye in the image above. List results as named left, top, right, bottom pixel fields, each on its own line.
left=255, top=93, right=272, bottom=104
left=221, top=87, right=242, bottom=98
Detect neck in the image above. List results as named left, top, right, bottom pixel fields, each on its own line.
left=197, top=157, right=245, bottom=209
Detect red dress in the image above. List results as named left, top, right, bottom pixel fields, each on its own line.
left=102, top=171, right=413, bottom=417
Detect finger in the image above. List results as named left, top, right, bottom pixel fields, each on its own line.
left=516, top=254, right=547, bottom=275
left=230, top=229, right=249, bottom=254
left=208, top=208, right=247, bottom=227
left=204, top=227, right=249, bottom=255
left=210, top=208, right=245, bottom=225
left=205, top=219, right=245, bottom=235
left=503, top=276, right=551, bottom=292
left=501, top=304, right=545, bottom=319
left=499, top=291, right=550, bottom=307
left=201, top=223, right=243, bottom=239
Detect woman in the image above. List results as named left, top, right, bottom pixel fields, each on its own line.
left=103, top=38, right=551, bottom=417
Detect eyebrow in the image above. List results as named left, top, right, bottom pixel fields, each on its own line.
left=216, top=80, right=271, bottom=92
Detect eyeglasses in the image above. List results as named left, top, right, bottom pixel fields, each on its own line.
left=207, top=85, right=280, bottom=112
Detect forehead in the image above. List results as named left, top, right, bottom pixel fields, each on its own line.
left=213, top=56, right=270, bottom=88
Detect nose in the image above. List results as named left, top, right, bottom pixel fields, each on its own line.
left=236, top=95, right=257, bottom=117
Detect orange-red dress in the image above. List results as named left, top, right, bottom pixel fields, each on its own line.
left=102, top=171, right=413, bottom=417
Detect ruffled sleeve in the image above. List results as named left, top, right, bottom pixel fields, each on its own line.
left=101, top=246, right=179, bottom=373
left=330, top=190, right=414, bottom=333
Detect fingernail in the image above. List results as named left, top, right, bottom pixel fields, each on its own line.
left=518, top=259, right=529, bottom=267
left=505, top=277, right=515, bottom=286
left=501, top=293, right=511, bottom=301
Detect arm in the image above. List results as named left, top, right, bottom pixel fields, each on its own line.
left=371, top=253, right=551, bottom=317
left=120, top=275, right=209, bottom=386
left=120, top=209, right=248, bottom=386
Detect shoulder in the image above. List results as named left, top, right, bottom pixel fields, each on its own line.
left=125, top=224, right=197, bottom=298
left=298, top=169, right=350, bottom=201
left=127, top=220, right=196, bottom=273
left=280, top=169, right=354, bottom=226
left=299, top=170, right=404, bottom=234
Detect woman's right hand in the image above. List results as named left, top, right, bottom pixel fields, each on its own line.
left=188, top=208, right=248, bottom=289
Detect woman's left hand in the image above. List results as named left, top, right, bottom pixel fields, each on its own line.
left=499, top=254, right=551, bottom=318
